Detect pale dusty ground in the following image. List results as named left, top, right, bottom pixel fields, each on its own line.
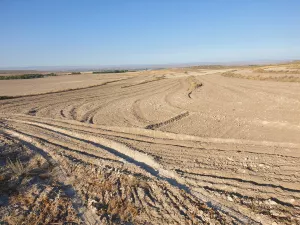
left=0, top=73, right=135, bottom=96
left=1, top=67, right=300, bottom=224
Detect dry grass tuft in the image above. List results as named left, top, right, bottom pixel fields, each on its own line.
left=7, top=157, right=26, bottom=176
left=107, top=198, right=139, bottom=222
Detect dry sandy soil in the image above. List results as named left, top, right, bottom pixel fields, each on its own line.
left=0, top=66, right=300, bottom=224
left=0, top=73, right=136, bottom=96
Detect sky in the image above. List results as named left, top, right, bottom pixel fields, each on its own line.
left=0, top=0, right=300, bottom=68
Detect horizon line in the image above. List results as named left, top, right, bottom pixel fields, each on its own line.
left=0, top=59, right=298, bottom=71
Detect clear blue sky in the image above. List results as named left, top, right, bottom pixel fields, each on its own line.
left=1, top=0, right=300, bottom=67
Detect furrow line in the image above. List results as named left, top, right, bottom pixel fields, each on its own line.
left=6, top=118, right=261, bottom=224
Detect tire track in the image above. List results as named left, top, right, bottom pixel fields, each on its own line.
left=145, top=111, right=190, bottom=130
left=2, top=128, right=100, bottom=225
left=4, top=118, right=261, bottom=224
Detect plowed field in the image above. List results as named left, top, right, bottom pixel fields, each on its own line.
left=1, top=68, right=300, bottom=224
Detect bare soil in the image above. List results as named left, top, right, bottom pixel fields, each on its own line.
left=1, top=66, right=300, bottom=224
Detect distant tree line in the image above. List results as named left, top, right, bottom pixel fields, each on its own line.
left=92, top=70, right=129, bottom=74
left=0, top=73, right=57, bottom=80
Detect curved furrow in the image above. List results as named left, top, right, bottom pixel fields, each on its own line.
left=2, top=117, right=262, bottom=224
left=75, top=78, right=176, bottom=124
left=5, top=114, right=300, bottom=158
left=2, top=69, right=300, bottom=224
left=84, top=78, right=179, bottom=125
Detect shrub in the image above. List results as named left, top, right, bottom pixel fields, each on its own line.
left=0, top=96, right=15, bottom=100
left=0, top=73, right=57, bottom=80
left=93, top=70, right=129, bottom=74
left=45, top=73, right=57, bottom=77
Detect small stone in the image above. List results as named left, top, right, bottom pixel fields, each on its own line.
left=227, top=196, right=233, bottom=202
left=266, top=199, right=277, bottom=205
left=227, top=157, right=234, bottom=161
left=270, top=210, right=279, bottom=216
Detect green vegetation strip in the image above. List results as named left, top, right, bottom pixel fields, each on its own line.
left=93, top=70, right=129, bottom=74
left=0, top=73, right=57, bottom=80
left=0, top=96, right=16, bottom=100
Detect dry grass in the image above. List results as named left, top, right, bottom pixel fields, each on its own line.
left=0, top=135, right=80, bottom=225
left=7, top=157, right=26, bottom=176
left=253, top=68, right=300, bottom=74
left=59, top=158, right=144, bottom=224
left=4, top=188, right=80, bottom=225
left=108, top=198, right=138, bottom=222
left=222, top=71, right=300, bottom=83
left=92, top=175, right=142, bottom=223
